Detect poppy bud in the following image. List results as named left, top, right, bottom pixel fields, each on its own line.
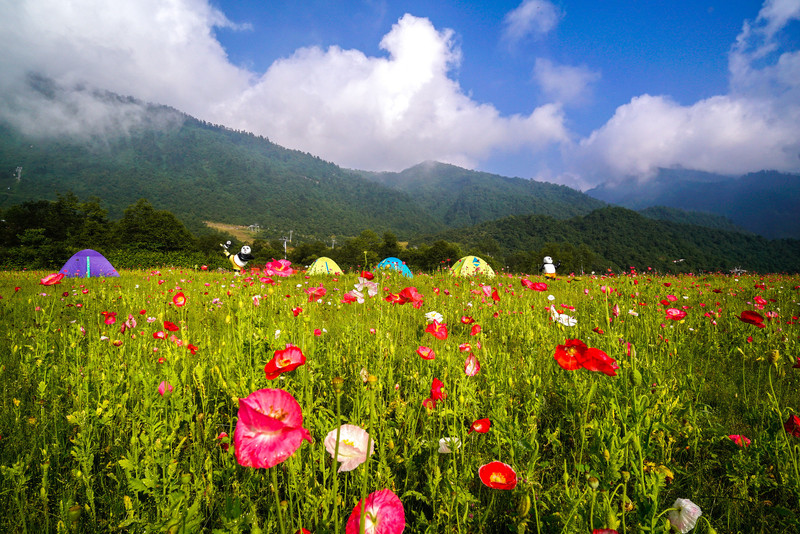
left=517, top=494, right=531, bottom=518
left=769, top=349, right=781, bottom=365
left=631, top=368, right=642, bottom=387
left=332, top=376, right=344, bottom=393
left=588, top=476, right=599, bottom=490
left=68, top=504, right=82, bottom=523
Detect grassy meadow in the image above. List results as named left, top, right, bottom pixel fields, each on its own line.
left=0, top=266, right=799, bottom=533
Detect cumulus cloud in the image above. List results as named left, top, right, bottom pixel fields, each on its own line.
left=0, top=2, right=568, bottom=172
left=533, top=58, right=600, bottom=106
left=572, top=0, right=800, bottom=185
left=218, top=14, right=569, bottom=170
left=502, top=0, right=562, bottom=42
left=0, top=0, right=251, bottom=137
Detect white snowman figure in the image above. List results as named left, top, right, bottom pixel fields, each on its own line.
left=541, top=256, right=561, bottom=279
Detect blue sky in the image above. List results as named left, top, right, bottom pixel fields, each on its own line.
left=1, top=0, right=798, bottom=189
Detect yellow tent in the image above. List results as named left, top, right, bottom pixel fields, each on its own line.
left=307, top=257, right=343, bottom=275
left=450, top=255, right=495, bottom=278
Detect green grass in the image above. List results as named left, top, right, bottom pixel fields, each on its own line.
left=0, top=268, right=798, bottom=533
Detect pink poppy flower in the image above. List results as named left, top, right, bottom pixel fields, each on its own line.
left=416, top=346, right=436, bottom=360
left=234, top=388, right=312, bottom=469
left=158, top=381, right=173, bottom=396
left=727, top=434, right=751, bottom=447
left=345, top=488, right=405, bottom=534
left=40, top=273, right=65, bottom=286
left=324, top=424, right=375, bottom=472
left=264, top=259, right=296, bottom=277
left=460, top=315, right=475, bottom=324
left=464, top=354, right=481, bottom=376
left=264, top=344, right=307, bottom=380
left=101, top=311, right=117, bottom=325
left=479, top=461, right=517, bottom=490
left=173, top=292, right=186, bottom=307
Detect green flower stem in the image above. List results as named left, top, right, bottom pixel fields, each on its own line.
left=271, top=466, right=286, bottom=534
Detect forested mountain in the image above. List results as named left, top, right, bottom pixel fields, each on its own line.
left=587, top=168, right=800, bottom=239
left=0, top=112, right=439, bottom=239
left=359, top=161, right=605, bottom=227
left=413, top=206, right=800, bottom=274
left=0, top=97, right=600, bottom=241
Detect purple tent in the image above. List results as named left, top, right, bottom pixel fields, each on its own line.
left=59, top=249, right=120, bottom=278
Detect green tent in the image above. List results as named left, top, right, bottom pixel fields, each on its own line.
left=450, top=255, right=495, bottom=278
left=307, top=256, right=343, bottom=275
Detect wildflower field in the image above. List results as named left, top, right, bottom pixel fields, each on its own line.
left=1, top=266, right=799, bottom=533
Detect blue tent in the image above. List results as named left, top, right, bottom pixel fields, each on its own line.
left=375, top=257, right=413, bottom=278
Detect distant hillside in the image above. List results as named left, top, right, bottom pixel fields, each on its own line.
left=416, top=206, right=800, bottom=274
left=0, top=104, right=440, bottom=240
left=359, top=161, right=606, bottom=227
left=638, top=206, right=747, bottom=233
left=587, top=168, right=800, bottom=239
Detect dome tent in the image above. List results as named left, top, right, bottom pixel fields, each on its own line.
left=59, top=249, right=120, bottom=278
left=375, top=257, right=413, bottom=278
left=450, top=255, right=495, bottom=278
left=306, top=257, right=343, bottom=275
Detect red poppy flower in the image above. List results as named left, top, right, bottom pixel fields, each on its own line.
left=593, top=530, right=619, bottom=534
left=430, top=378, right=446, bottom=401
left=469, top=418, right=491, bottom=433
left=360, top=270, right=374, bottom=280
left=173, top=292, right=187, bottom=307
left=40, top=273, right=65, bottom=286
left=292, top=307, right=303, bottom=317
left=264, top=344, right=307, bottom=380
left=187, top=344, right=198, bottom=355
left=416, top=346, right=435, bottom=360
left=101, top=311, right=117, bottom=325
left=491, top=288, right=500, bottom=301
left=305, top=285, right=326, bottom=302
left=665, top=308, right=687, bottom=321
left=164, top=321, right=179, bottom=332
left=737, top=310, right=765, bottom=328
left=384, top=292, right=402, bottom=304
left=460, top=315, right=475, bottom=324
left=458, top=343, right=472, bottom=353
left=784, top=414, right=800, bottom=438
left=478, top=461, right=517, bottom=490
left=554, top=339, right=588, bottom=371
left=398, top=286, right=424, bottom=308
left=470, top=324, right=482, bottom=336
left=200, top=265, right=208, bottom=271
left=422, top=397, right=436, bottom=409
left=153, top=331, right=166, bottom=339
left=727, top=434, right=751, bottom=447
left=425, top=320, right=449, bottom=340
left=579, top=348, right=619, bottom=377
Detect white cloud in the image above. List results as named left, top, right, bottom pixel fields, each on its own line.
left=572, top=0, right=800, bottom=185
left=533, top=58, right=600, bottom=106
left=214, top=14, right=569, bottom=171
left=503, top=0, right=562, bottom=42
left=0, top=2, right=568, bottom=173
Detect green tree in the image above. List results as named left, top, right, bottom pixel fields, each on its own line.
left=114, top=199, right=195, bottom=251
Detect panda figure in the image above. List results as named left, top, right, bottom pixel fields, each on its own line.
left=541, top=256, right=561, bottom=279
left=221, top=241, right=255, bottom=272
